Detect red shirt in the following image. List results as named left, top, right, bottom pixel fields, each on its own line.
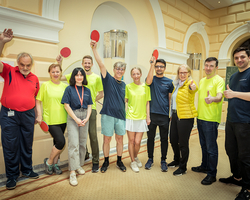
left=0, top=62, right=40, bottom=111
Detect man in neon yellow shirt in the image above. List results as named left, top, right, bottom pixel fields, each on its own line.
left=60, top=55, right=103, bottom=173
left=191, top=57, right=224, bottom=185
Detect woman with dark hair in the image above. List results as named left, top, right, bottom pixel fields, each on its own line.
left=61, top=67, right=93, bottom=186
left=36, top=64, right=68, bottom=175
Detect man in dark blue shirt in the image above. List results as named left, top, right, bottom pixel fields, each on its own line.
left=145, top=56, right=173, bottom=172
left=222, top=47, right=250, bottom=200
left=91, top=40, right=127, bottom=173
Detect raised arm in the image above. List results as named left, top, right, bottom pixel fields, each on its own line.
left=146, top=56, right=156, bottom=85
left=0, top=29, right=14, bottom=73
left=205, top=91, right=223, bottom=104
left=90, top=40, right=107, bottom=78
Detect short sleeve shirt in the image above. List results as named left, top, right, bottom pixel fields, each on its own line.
left=227, top=67, right=250, bottom=123
left=148, top=76, right=173, bottom=116
left=198, top=75, right=225, bottom=123
left=100, top=71, right=126, bottom=120
left=0, top=62, right=39, bottom=111
left=36, top=80, right=68, bottom=125
left=61, top=85, right=93, bottom=110
left=65, top=72, right=103, bottom=110
left=125, top=82, right=151, bottom=120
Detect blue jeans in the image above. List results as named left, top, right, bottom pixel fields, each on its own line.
left=197, top=119, right=219, bottom=177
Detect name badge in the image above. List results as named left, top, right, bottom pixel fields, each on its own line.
left=8, top=110, right=15, bottom=117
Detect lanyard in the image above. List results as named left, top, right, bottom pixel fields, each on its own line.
left=75, top=85, right=84, bottom=106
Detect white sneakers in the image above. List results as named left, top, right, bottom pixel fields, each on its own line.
left=69, top=172, right=78, bottom=186
left=69, top=167, right=85, bottom=186
left=76, top=167, right=85, bottom=175
left=134, top=157, right=142, bottom=168
left=131, top=161, right=139, bottom=173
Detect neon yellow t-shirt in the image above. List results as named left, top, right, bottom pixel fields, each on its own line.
left=36, top=80, right=68, bottom=125
left=65, top=72, right=103, bottom=110
left=125, top=82, right=151, bottom=120
left=197, top=75, right=225, bottom=123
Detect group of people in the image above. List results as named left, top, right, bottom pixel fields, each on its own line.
left=0, top=28, right=250, bottom=200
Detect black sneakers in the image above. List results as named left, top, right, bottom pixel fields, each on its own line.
left=6, top=178, right=17, bottom=190
left=173, top=168, right=187, bottom=176
left=191, top=166, right=207, bottom=173
left=201, top=175, right=216, bottom=185
left=168, top=160, right=179, bottom=168
left=235, top=188, right=250, bottom=200
left=22, top=171, right=39, bottom=179
left=92, top=163, right=99, bottom=173
left=101, top=161, right=109, bottom=173
left=219, top=176, right=243, bottom=186
left=117, top=161, right=126, bottom=172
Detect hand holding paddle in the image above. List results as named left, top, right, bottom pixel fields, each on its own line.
left=56, top=54, right=63, bottom=65
left=150, top=49, right=158, bottom=63
left=40, top=121, right=49, bottom=132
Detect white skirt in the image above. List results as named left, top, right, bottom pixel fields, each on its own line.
left=126, top=119, right=149, bottom=132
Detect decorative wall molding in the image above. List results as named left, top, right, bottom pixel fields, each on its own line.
left=149, top=0, right=166, bottom=48
left=218, top=21, right=250, bottom=66
left=183, top=22, right=210, bottom=58
left=42, top=0, right=61, bottom=20
left=158, top=47, right=189, bottom=64
left=218, top=58, right=231, bottom=69
left=0, top=6, right=64, bottom=43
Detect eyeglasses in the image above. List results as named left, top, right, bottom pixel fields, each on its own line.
left=155, top=65, right=165, bottom=69
left=179, top=72, right=188, bottom=75
left=115, top=67, right=125, bottom=72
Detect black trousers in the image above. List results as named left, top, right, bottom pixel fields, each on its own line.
left=169, top=112, right=194, bottom=170
left=225, top=121, right=250, bottom=190
left=147, top=113, right=170, bottom=161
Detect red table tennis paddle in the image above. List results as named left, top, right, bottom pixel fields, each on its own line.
left=152, top=49, right=159, bottom=60
left=40, top=120, right=49, bottom=132
left=90, top=30, right=100, bottom=42
left=60, top=47, right=71, bottom=58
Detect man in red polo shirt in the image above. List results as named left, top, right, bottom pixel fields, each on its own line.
left=0, top=29, right=40, bottom=190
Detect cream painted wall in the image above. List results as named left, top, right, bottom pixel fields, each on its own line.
left=0, top=0, right=250, bottom=175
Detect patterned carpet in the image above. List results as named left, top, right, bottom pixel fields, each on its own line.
left=0, top=127, right=241, bottom=200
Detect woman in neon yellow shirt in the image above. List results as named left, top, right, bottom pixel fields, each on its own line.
left=36, top=64, right=68, bottom=175
left=125, top=67, right=151, bottom=173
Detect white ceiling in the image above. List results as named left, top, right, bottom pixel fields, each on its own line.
left=198, top=0, right=250, bottom=10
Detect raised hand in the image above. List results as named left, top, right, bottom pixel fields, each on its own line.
left=90, top=40, right=97, bottom=49
left=224, top=84, right=234, bottom=99
left=0, top=29, right=13, bottom=43
left=205, top=90, right=214, bottom=104
left=56, top=54, right=63, bottom=65
left=150, top=55, right=156, bottom=64
left=189, top=80, right=196, bottom=90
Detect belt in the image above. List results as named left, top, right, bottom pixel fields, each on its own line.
left=172, top=109, right=177, bottom=113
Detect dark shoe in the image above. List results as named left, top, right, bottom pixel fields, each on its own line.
left=44, top=158, right=53, bottom=175
left=201, top=175, right=216, bottom=185
left=145, top=158, right=154, bottom=170
left=219, top=176, right=243, bottom=186
left=161, top=160, right=168, bottom=172
left=235, top=188, right=250, bottom=200
left=85, top=152, right=90, bottom=162
left=53, top=164, right=62, bottom=175
left=117, top=161, right=126, bottom=172
left=168, top=160, right=179, bottom=168
left=101, top=161, right=109, bottom=173
left=191, top=166, right=207, bottom=173
left=6, top=178, right=17, bottom=190
left=22, top=171, right=39, bottom=179
left=92, top=163, right=99, bottom=173
left=173, top=168, right=187, bottom=176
